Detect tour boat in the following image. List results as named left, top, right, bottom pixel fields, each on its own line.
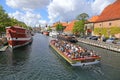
left=6, top=26, right=32, bottom=49
left=50, top=40, right=101, bottom=66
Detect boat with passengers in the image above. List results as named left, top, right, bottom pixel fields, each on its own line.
left=50, top=39, right=101, bottom=66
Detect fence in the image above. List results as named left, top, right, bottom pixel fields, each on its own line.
left=77, top=38, right=120, bottom=52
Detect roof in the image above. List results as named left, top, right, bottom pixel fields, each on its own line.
left=88, top=16, right=99, bottom=22
left=96, top=0, right=120, bottom=22
left=52, top=22, right=68, bottom=27
left=61, top=22, right=68, bottom=27
left=64, top=20, right=76, bottom=32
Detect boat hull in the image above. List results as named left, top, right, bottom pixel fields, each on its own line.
left=8, top=38, right=32, bottom=49
left=6, top=26, right=32, bottom=49
left=71, top=60, right=100, bottom=66
left=43, top=31, right=49, bottom=36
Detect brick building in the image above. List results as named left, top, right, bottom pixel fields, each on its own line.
left=86, top=0, right=120, bottom=38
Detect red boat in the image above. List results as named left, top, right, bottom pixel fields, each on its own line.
left=43, top=31, right=49, bottom=36
left=6, top=26, right=32, bottom=49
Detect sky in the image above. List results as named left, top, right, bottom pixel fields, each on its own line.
left=0, top=0, right=116, bottom=27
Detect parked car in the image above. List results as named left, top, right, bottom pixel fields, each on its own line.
left=106, top=37, right=116, bottom=43
left=102, top=37, right=108, bottom=42
left=86, top=36, right=100, bottom=40
left=86, top=36, right=96, bottom=39
left=116, top=41, right=120, bottom=45
left=91, top=36, right=100, bottom=40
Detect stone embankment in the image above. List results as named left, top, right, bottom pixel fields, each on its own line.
left=0, top=37, right=7, bottom=46
left=77, top=38, right=120, bottom=52
left=0, top=37, right=8, bottom=51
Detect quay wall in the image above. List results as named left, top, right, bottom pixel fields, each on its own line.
left=0, top=37, right=7, bottom=46
left=77, top=38, right=120, bottom=53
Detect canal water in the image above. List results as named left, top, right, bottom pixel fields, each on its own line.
left=0, top=33, right=120, bottom=80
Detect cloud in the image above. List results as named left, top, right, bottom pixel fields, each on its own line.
left=8, top=11, right=46, bottom=27
left=6, top=0, right=49, bottom=27
left=47, top=0, right=116, bottom=22
left=6, top=0, right=116, bottom=26
left=92, top=0, right=116, bottom=15
left=6, top=0, right=50, bottom=9
left=48, top=0, right=92, bottom=22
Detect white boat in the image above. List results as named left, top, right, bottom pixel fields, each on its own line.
left=49, top=31, right=59, bottom=37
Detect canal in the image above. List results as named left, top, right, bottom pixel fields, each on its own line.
left=0, top=33, right=120, bottom=80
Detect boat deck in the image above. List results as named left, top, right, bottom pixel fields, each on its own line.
left=50, top=40, right=101, bottom=66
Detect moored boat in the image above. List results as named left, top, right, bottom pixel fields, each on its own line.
left=6, top=26, right=33, bottom=49
left=43, top=31, right=49, bottom=36
left=50, top=40, right=101, bottom=66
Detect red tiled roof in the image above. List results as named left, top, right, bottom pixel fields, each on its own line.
left=96, top=0, right=120, bottom=22
left=64, top=20, right=76, bottom=32
left=61, top=22, right=68, bottom=27
left=52, top=22, right=68, bottom=27
left=88, top=16, right=99, bottom=22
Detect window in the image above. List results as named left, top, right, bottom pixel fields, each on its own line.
left=109, top=22, right=112, bottom=26
left=99, top=24, right=101, bottom=26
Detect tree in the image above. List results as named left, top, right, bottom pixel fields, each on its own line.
left=0, top=5, right=10, bottom=32
left=47, top=26, right=52, bottom=32
left=56, top=23, right=64, bottom=32
left=76, top=13, right=89, bottom=20
left=0, top=5, right=32, bottom=35
left=73, top=13, right=89, bottom=36
left=72, top=20, right=85, bottom=37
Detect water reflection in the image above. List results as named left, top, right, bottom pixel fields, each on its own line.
left=0, top=33, right=120, bottom=80
left=0, top=43, right=32, bottom=66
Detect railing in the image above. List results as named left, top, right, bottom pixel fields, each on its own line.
left=77, top=38, right=120, bottom=52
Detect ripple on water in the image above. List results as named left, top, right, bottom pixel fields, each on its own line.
left=0, top=33, right=120, bottom=80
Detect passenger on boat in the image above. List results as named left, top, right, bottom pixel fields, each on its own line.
left=53, top=40, right=97, bottom=59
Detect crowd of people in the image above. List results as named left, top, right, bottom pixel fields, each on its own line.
left=51, top=39, right=97, bottom=59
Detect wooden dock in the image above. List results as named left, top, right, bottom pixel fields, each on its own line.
left=0, top=46, right=8, bottom=52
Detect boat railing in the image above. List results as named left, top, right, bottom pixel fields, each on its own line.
left=50, top=40, right=100, bottom=61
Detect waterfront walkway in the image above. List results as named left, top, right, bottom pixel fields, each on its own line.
left=0, top=45, right=8, bottom=52
left=77, top=38, right=120, bottom=53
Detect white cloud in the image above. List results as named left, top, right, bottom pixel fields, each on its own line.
left=9, top=11, right=47, bottom=27
left=92, top=0, right=116, bottom=15
left=47, top=0, right=116, bottom=22
left=6, top=0, right=50, bottom=9
left=6, top=0, right=116, bottom=26
left=48, top=0, right=92, bottom=22
left=6, top=0, right=49, bottom=27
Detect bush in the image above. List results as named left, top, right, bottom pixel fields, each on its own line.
left=94, top=27, right=120, bottom=37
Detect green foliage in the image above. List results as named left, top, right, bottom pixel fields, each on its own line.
left=76, top=13, right=89, bottom=20
left=27, top=26, right=33, bottom=30
left=47, top=26, right=52, bottom=32
left=94, top=27, right=120, bottom=37
left=0, top=5, right=11, bottom=32
left=72, top=20, right=85, bottom=36
left=0, top=5, right=31, bottom=33
left=56, top=23, right=64, bottom=32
